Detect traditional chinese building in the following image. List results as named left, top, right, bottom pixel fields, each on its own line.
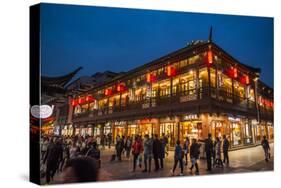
left=65, top=29, right=273, bottom=149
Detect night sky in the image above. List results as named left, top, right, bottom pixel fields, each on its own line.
left=40, top=3, right=274, bottom=87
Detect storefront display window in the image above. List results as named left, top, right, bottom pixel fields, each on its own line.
left=244, top=122, right=253, bottom=144
left=231, top=122, right=242, bottom=146
left=160, top=123, right=177, bottom=147
left=180, top=121, right=200, bottom=141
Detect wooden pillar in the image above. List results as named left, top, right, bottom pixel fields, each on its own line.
left=231, top=78, right=235, bottom=104
left=207, top=66, right=211, bottom=98
left=196, top=66, right=200, bottom=99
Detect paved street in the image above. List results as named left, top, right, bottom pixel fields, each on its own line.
left=42, top=143, right=273, bottom=184
left=98, top=143, right=273, bottom=181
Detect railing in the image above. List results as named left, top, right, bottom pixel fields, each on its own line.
left=73, top=86, right=259, bottom=119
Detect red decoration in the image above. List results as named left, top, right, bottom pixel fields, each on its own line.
left=167, top=65, right=176, bottom=77
left=85, top=95, right=94, bottom=102
left=228, top=67, right=238, bottom=78
left=105, top=88, right=112, bottom=96
left=240, top=75, right=250, bottom=85
left=71, top=99, right=78, bottom=106
left=207, top=50, right=213, bottom=65
left=117, top=84, right=126, bottom=92
left=146, top=73, right=157, bottom=83
left=78, top=97, right=85, bottom=104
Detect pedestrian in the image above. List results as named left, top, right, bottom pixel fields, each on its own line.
left=189, top=138, right=200, bottom=174
left=222, top=135, right=230, bottom=164
left=142, top=134, right=153, bottom=172
left=205, top=133, right=213, bottom=171
left=115, top=135, right=124, bottom=161
left=41, top=137, right=49, bottom=160
left=86, top=142, right=101, bottom=168
left=125, top=136, right=132, bottom=158
left=43, top=137, right=63, bottom=184
left=56, top=157, right=99, bottom=183
left=131, top=136, right=143, bottom=172
left=59, top=139, right=70, bottom=172
left=261, top=136, right=271, bottom=162
left=215, top=137, right=223, bottom=168
left=171, top=140, right=184, bottom=176
left=162, top=133, right=169, bottom=156
left=69, top=142, right=79, bottom=159
left=107, top=133, right=112, bottom=149
left=101, top=135, right=105, bottom=149
left=159, top=136, right=166, bottom=169
left=153, top=134, right=161, bottom=171
left=96, top=136, right=101, bottom=148
left=183, top=137, right=190, bottom=166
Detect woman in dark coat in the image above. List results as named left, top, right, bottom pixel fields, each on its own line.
left=189, top=138, right=200, bottom=174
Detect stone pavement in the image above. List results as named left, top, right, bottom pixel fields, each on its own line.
left=98, top=143, right=274, bottom=181
left=41, top=143, right=273, bottom=184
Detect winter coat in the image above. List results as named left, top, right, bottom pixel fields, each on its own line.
left=190, top=143, right=200, bottom=159
left=143, top=138, right=153, bottom=156
left=223, top=138, right=230, bottom=152
left=132, top=140, right=143, bottom=155
left=152, top=138, right=161, bottom=157
left=174, top=144, right=183, bottom=160
left=205, top=138, right=213, bottom=155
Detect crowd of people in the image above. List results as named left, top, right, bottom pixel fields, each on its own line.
left=40, top=132, right=272, bottom=184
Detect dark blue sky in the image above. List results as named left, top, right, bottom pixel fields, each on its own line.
left=41, top=3, right=273, bottom=87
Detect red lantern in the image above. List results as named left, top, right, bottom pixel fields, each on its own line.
left=71, top=99, right=77, bottom=106
left=167, top=65, right=176, bottom=77
left=240, top=75, right=249, bottom=85
left=85, top=95, right=94, bottom=102
left=207, top=50, right=213, bottom=66
left=78, top=97, right=85, bottom=104
left=146, top=73, right=156, bottom=83
left=105, top=88, right=112, bottom=96
left=229, top=67, right=238, bottom=78
left=117, top=84, right=126, bottom=92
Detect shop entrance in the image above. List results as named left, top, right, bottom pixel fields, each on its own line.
left=210, top=121, right=224, bottom=139
left=114, top=125, right=125, bottom=139
left=139, top=123, right=153, bottom=137
left=160, top=123, right=177, bottom=147
left=180, top=121, right=201, bottom=142
left=231, top=122, right=242, bottom=146
left=128, top=124, right=138, bottom=138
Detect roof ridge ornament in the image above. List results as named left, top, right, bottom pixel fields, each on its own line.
left=208, top=26, right=213, bottom=42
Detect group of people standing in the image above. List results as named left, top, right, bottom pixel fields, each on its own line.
left=205, top=134, right=230, bottom=171
left=113, top=134, right=168, bottom=173
left=41, top=135, right=101, bottom=184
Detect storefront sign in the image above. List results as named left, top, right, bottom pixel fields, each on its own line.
left=228, top=117, right=241, bottom=122
left=183, top=114, right=198, bottom=121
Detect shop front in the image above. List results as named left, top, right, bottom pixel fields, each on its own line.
left=160, top=117, right=178, bottom=147
left=180, top=114, right=202, bottom=142
left=113, top=121, right=126, bottom=140
left=74, top=125, right=92, bottom=137
left=61, top=124, right=74, bottom=136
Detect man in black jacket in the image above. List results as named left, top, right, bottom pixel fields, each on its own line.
left=153, top=134, right=161, bottom=171
left=222, top=135, right=230, bottom=164
left=205, top=133, right=213, bottom=171
left=44, top=137, right=63, bottom=184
